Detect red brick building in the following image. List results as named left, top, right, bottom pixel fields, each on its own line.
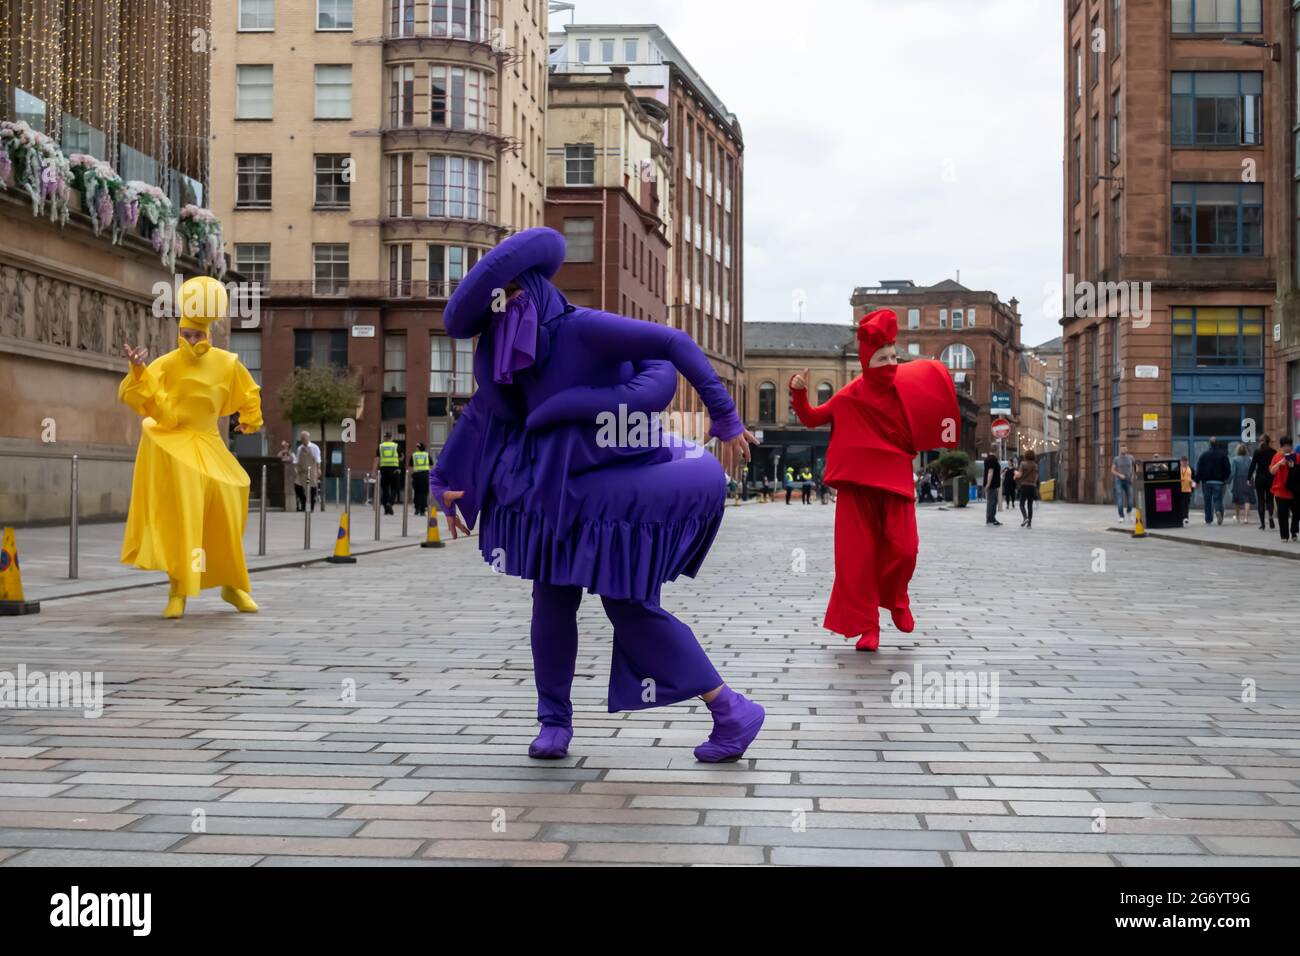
left=849, top=279, right=1024, bottom=454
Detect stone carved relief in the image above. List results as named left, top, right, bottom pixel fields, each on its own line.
left=77, top=289, right=107, bottom=354
left=112, top=297, right=140, bottom=356
left=0, top=265, right=27, bottom=339
left=35, top=275, right=72, bottom=347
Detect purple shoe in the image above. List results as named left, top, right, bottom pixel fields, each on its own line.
left=528, top=725, right=573, bottom=760
left=694, top=687, right=765, bottom=763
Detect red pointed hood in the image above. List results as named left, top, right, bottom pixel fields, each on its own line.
left=857, top=309, right=899, bottom=373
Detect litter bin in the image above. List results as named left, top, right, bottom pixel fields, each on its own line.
left=1141, top=459, right=1182, bottom=529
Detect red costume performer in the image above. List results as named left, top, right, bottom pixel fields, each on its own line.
left=790, top=309, right=959, bottom=650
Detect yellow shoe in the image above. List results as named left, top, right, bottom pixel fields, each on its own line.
left=162, top=595, right=186, bottom=619
left=220, top=586, right=259, bottom=613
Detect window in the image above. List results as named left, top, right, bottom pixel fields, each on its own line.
left=315, top=65, right=352, bottom=119
left=817, top=382, right=834, bottom=405
left=388, top=154, right=413, bottom=217
left=384, top=333, right=407, bottom=392
left=1114, top=0, right=1122, bottom=52
left=939, top=309, right=948, bottom=329
left=390, top=0, right=415, bottom=36
left=941, top=344, right=976, bottom=370
left=967, top=308, right=976, bottom=328
left=576, top=39, right=592, bottom=63
left=429, top=244, right=485, bottom=295
left=312, top=244, right=349, bottom=296
left=428, top=155, right=488, bottom=220
left=1171, top=183, right=1264, bottom=255
left=239, top=0, right=274, bottom=31
left=1090, top=16, right=1100, bottom=83
left=1109, top=90, right=1120, bottom=164
left=1073, top=43, right=1082, bottom=103
left=294, top=329, right=347, bottom=368
left=430, top=337, right=475, bottom=394
left=314, top=154, right=351, bottom=208
left=431, top=0, right=488, bottom=41
left=1072, top=135, right=1081, bottom=203
left=908, top=342, right=921, bottom=356
left=1112, top=194, right=1122, bottom=263
left=235, top=244, right=270, bottom=287
left=1172, top=0, right=1262, bottom=33
left=1091, top=114, right=1100, bottom=175
left=601, top=38, right=615, bottom=62
left=907, top=308, right=920, bottom=330
left=318, top=0, right=352, bottom=30
left=1172, top=72, right=1262, bottom=146
left=389, top=244, right=412, bottom=297
left=564, top=218, right=595, bottom=262
left=757, top=382, right=776, bottom=423
left=391, top=65, right=415, bottom=127
left=1172, top=306, right=1264, bottom=367
left=1090, top=212, right=1100, bottom=273
left=431, top=66, right=488, bottom=130
left=565, top=144, right=595, bottom=185
left=230, top=332, right=263, bottom=386
left=624, top=38, right=638, bottom=62
left=236, top=65, right=273, bottom=119
left=61, top=114, right=105, bottom=158
left=235, top=154, right=272, bottom=208
left=952, top=309, right=965, bottom=330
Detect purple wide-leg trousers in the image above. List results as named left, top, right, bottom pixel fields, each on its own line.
left=529, top=580, right=722, bottom=727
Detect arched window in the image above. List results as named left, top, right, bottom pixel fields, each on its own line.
left=758, top=381, right=776, bottom=422
left=940, top=344, right=976, bottom=370
left=817, top=381, right=834, bottom=405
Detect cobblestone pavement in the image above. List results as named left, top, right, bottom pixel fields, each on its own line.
left=1, top=498, right=1297, bottom=866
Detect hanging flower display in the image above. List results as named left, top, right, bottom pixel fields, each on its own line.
left=126, top=180, right=179, bottom=270
left=0, top=120, right=71, bottom=225
left=69, top=153, right=124, bottom=240
left=178, top=204, right=227, bottom=278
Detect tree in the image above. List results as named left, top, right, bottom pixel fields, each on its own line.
left=277, top=365, right=361, bottom=490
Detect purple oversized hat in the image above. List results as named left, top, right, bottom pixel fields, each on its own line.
left=443, top=226, right=567, bottom=339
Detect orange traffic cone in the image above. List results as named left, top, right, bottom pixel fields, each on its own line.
left=421, top=502, right=445, bottom=549
left=1132, top=507, right=1147, bottom=539
left=325, top=511, right=357, bottom=564
left=0, top=526, right=40, bottom=615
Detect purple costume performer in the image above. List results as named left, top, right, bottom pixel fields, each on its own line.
left=428, top=228, right=764, bottom=762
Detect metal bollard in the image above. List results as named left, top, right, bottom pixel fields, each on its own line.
left=304, top=488, right=312, bottom=550
left=345, top=467, right=352, bottom=525
left=69, top=455, right=79, bottom=580
left=402, top=470, right=410, bottom=537
left=258, top=464, right=267, bottom=557
left=374, top=471, right=382, bottom=541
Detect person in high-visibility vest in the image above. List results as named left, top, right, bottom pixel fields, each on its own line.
left=784, top=466, right=795, bottom=505
left=373, top=433, right=402, bottom=516
left=410, top=442, right=431, bottom=516
left=800, top=466, right=814, bottom=505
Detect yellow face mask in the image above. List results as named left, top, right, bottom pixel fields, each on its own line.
left=177, top=333, right=211, bottom=359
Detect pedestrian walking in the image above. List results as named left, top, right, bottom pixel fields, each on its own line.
left=1250, top=435, right=1276, bottom=531
left=118, top=277, right=262, bottom=619
left=818, top=472, right=830, bottom=505
left=1229, top=443, right=1255, bottom=525
left=1016, top=449, right=1039, bottom=528
left=1001, top=460, right=1016, bottom=511
left=983, top=449, right=1002, bottom=526
left=429, top=227, right=764, bottom=763
left=788, top=310, right=960, bottom=652
left=410, top=442, right=431, bottom=516
left=784, top=466, right=794, bottom=505
left=1112, top=443, right=1137, bottom=521
left=1179, top=456, right=1194, bottom=526
left=1195, top=437, right=1231, bottom=525
left=293, top=430, right=321, bottom=512
left=1268, top=436, right=1300, bottom=543
left=374, top=431, right=402, bottom=516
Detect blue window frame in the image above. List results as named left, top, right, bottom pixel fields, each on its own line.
left=1171, top=183, right=1263, bottom=255
left=1172, top=72, right=1262, bottom=146
left=1171, top=306, right=1265, bottom=368
left=1172, top=0, right=1262, bottom=33
left=1171, top=403, right=1264, bottom=469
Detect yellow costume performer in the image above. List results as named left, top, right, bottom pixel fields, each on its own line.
left=119, top=276, right=263, bottom=619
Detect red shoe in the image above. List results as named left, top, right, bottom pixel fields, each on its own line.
left=854, top=631, right=880, bottom=652
left=890, top=606, right=915, bottom=633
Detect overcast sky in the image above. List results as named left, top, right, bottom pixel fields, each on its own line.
left=549, top=0, right=1066, bottom=347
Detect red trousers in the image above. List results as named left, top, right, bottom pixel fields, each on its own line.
left=823, top=484, right=918, bottom=638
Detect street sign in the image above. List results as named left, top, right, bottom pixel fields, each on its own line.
left=991, top=418, right=1012, bottom=439
left=1143, top=413, right=1159, bottom=431
left=1135, top=365, right=1159, bottom=379
left=351, top=325, right=376, bottom=338
left=753, top=430, right=765, bottom=443
left=991, top=391, right=1011, bottom=414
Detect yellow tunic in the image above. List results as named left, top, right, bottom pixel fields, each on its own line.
left=118, top=346, right=263, bottom=596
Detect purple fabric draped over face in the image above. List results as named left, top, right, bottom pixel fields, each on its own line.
left=491, top=291, right=538, bottom=384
